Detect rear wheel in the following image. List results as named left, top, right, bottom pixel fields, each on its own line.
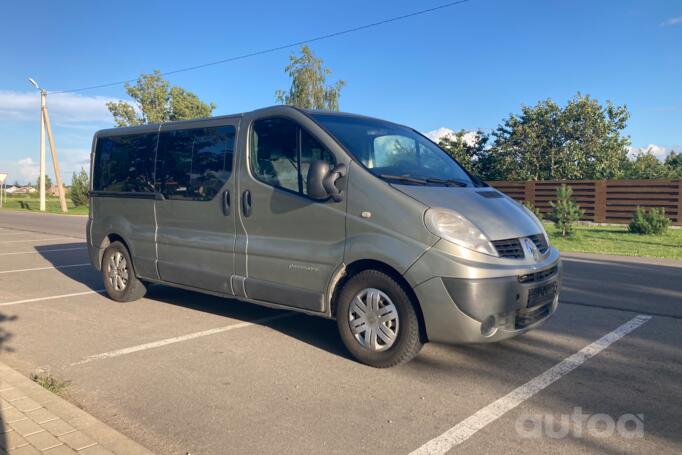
left=101, top=241, right=146, bottom=302
left=337, top=270, right=423, bottom=368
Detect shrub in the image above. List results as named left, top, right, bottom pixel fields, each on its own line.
left=548, top=184, right=584, bottom=237
left=628, top=207, right=670, bottom=235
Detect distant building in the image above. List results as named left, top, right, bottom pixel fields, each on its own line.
left=12, top=186, right=37, bottom=194
left=5, top=185, right=20, bottom=194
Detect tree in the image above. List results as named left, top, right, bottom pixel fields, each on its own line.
left=548, top=184, right=584, bottom=237
left=623, top=149, right=670, bottom=179
left=665, top=151, right=682, bottom=177
left=71, top=168, right=89, bottom=207
left=36, top=175, right=53, bottom=189
left=489, top=93, right=630, bottom=181
left=106, top=70, right=216, bottom=127
left=437, top=130, right=502, bottom=180
left=275, top=45, right=345, bottom=111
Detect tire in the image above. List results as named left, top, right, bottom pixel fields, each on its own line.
left=336, top=270, right=423, bottom=368
left=101, top=241, right=147, bottom=302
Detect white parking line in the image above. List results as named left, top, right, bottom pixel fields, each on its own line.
left=0, top=247, right=87, bottom=256
left=71, top=313, right=293, bottom=366
left=0, top=263, right=91, bottom=274
left=0, top=237, right=75, bottom=244
left=0, top=289, right=106, bottom=307
left=409, top=314, right=652, bottom=455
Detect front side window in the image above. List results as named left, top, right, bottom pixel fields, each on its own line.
left=93, top=132, right=157, bottom=193
left=156, top=125, right=235, bottom=201
left=312, top=114, right=479, bottom=187
left=251, top=118, right=335, bottom=196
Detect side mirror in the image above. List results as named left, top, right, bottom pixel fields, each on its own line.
left=306, top=161, right=347, bottom=202
left=306, top=160, right=331, bottom=200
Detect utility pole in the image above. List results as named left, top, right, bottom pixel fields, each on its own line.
left=28, top=78, right=68, bottom=213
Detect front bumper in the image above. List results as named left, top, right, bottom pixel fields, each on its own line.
left=406, top=241, right=562, bottom=344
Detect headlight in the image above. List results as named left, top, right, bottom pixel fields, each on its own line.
left=424, top=208, right=498, bottom=256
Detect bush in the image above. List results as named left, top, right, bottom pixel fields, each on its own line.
left=628, top=207, right=670, bottom=235
left=548, top=184, right=584, bottom=237
left=70, top=168, right=89, bottom=207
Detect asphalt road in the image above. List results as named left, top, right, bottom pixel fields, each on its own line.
left=0, top=210, right=681, bottom=454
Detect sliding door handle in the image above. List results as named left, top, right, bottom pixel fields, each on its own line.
left=242, top=190, right=252, bottom=217
left=222, top=190, right=230, bottom=216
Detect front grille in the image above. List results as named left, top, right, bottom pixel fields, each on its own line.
left=528, top=233, right=549, bottom=253
left=492, top=238, right=524, bottom=259
left=515, top=301, right=552, bottom=329
left=518, top=265, right=558, bottom=284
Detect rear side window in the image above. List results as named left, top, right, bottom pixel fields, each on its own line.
left=93, top=133, right=157, bottom=193
left=156, top=125, right=235, bottom=201
left=251, top=118, right=335, bottom=196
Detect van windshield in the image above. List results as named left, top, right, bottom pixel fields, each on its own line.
left=311, top=113, right=481, bottom=187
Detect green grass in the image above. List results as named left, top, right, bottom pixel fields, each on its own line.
left=1, top=196, right=89, bottom=215
left=545, top=222, right=682, bottom=260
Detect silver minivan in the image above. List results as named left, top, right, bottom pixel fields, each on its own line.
left=87, top=105, right=561, bottom=367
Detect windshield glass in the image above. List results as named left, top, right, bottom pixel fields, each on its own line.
left=311, top=113, right=480, bottom=187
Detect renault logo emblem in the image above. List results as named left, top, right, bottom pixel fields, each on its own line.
left=522, top=238, right=540, bottom=261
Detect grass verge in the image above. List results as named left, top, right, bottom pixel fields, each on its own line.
left=545, top=222, right=682, bottom=260
left=1, top=197, right=88, bottom=215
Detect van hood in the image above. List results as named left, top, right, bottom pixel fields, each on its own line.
left=394, top=185, right=541, bottom=241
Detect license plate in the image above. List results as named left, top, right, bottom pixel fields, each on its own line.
left=528, top=282, right=558, bottom=308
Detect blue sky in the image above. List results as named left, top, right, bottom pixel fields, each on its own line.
left=1, top=0, right=680, bottom=184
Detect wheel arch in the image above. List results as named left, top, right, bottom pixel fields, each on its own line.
left=330, top=259, right=428, bottom=342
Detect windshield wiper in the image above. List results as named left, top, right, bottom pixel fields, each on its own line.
left=423, top=177, right=469, bottom=187
left=379, top=174, right=429, bottom=185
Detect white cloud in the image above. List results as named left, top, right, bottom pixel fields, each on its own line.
left=660, top=16, right=682, bottom=27
left=628, top=144, right=682, bottom=160
left=424, top=127, right=479, bottom=146
left=0, top=90, right=119, bottom=124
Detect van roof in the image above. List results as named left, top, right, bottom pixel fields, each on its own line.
left=94, top=105, right=403, bottom=138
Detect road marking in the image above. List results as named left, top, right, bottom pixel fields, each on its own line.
left=0, top=289, right=106, bottom=307
left=0, top=247, right=87, bottom=256
left=0, top=263, right=91, bottom=274
left=409, top=315, right=652, bottom=455
left=71, top=313, right=293, bottom=366
left=0, top=237, right=74, bottom=244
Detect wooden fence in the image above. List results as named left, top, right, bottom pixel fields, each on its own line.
left=488, top=179, right=682, bottom=225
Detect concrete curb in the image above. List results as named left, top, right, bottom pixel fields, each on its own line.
left=0, top=361, right=154, bottom=454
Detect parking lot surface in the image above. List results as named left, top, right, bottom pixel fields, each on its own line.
left=1, top=210, right=681, bottom=454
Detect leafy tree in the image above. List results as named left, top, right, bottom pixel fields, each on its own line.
left=548, top=184, right=584, bottom=237
left=665, top=151, right=682, bottom=177
left=70, top=168, right=89, bottom=207
left=107, top=70, right=216, bottom=127
left=490, top=93, right=630, bottom=180
left=623, top=149, right=670, bottom=179
left=276, top=45, right=345, bottom=111
left=437, top=130, right=500, bottom=179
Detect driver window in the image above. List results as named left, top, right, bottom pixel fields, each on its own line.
left=372, top=135, right=418, bottom=169
left=251, top=118, right=335, bottom=196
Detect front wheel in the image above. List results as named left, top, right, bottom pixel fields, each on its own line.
left=337, top=270, right=423, bottom=368
left=101, top=241, right=147, bottom=302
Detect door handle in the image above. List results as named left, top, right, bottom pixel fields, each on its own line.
left=242, top=190, right=252, bottom=217
left=222, top=190, right=230, bottom=216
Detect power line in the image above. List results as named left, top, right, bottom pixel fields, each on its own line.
left=49, top=0, right=472, bottom=95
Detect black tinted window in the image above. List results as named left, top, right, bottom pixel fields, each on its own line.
left=157, top=125, right=235, bottom=201
left=93, top=133, right=157, bottom=192
left=251, top=118, right=335, bottom=195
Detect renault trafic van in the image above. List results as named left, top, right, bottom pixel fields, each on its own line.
left=87, top=105, right=561, bottom=367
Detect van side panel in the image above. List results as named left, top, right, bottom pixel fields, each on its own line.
left=344, top=161, right=439, bottom=274
left=89, top=196, right=159, bottom=281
